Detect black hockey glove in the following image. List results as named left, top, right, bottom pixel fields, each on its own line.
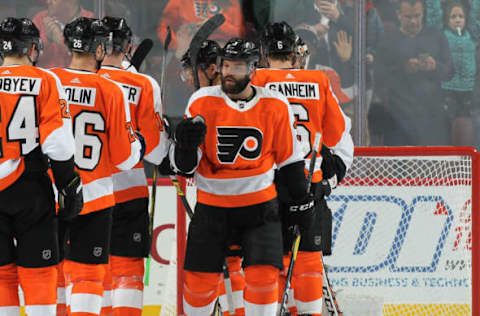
left=286, top=194, right=316, bottom=232
left=312, top=179, right=332, bottom=201
left=135, top=131, right=146, bottom=161
left=175, top=116, right=207, bottom=149
left=320, top=144, right=346, bottom=184
left=58, top=172, right=83, bottom=221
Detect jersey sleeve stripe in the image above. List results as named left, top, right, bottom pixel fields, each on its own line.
left=144, top=131, right=170, bottom=165
left=0, top=159, right=22, bottom=181
left=42, top=126, right=75, bottom=161
left=330, top=109, right=354, bottom=170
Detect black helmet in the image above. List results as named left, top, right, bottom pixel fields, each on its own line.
left=64, top=17, right=112, bottom=54
left=261, top=21, right=297, bottom=55
left=102, top=16, right=132, bottom=53
left=220, top=37, right=259, bottom=63
left=0, top=17, right=42, bottom=56
left=181, top=40, right=221, bottom=69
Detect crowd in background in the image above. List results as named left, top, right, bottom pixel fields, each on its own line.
left=2, top=0, right=480, bottom=149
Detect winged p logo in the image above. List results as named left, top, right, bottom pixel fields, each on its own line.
left=217, top=127, right=263, bottom=163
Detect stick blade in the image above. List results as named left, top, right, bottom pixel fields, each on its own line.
left=131, top=38, right=154, bottom=70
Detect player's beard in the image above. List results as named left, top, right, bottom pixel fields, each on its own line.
left=221, top=74, right=250, bottom=94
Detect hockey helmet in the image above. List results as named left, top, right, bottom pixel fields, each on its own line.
left=261, top=21, right=297, bottom=55
left=102, top=16, right=132, bottom=53
left=64, top=17, right=112, bottom=54
left=181, top=39, right=221, bottom=70
left=0, top=17, right=43, bottom=56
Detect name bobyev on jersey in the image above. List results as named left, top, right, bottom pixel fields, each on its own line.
left=0, top=77, right=41, bottom=95
left=216, top=126, right=263, bottom=164
left=64, top=86, right=96, bottom=107
left=265, top=81, right=319, bottom=100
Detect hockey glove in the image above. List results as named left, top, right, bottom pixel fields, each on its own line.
left=58, top=172, right=83, bottom=221
left=162, top=115, right=173, bottom=139
left=175, top=116, right=207, bottom=148
left=320, top=144, right=347, bottom=185
left=286, top=194, right=316, bottom=232
left=135, top=131, right=146, bottom=161
left=313, top=179, right=332, bottom=201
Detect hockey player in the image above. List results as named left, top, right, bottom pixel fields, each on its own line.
left=180, top=39, right=246, bottom=316
left=51, top=17, right=144, bottom=316
left=97, top=16, right=170, bottom=316
left=0, top=17, right=82, bottom=316
left=170, top=37, right=315, bottom=316
left=252, top=22, right=354, bottom=316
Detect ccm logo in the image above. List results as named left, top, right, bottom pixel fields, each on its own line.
left=289, top=200, right=314, bottom=212
left=216, top=127, right=263, bottom=164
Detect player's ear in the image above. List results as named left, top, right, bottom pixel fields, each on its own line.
left=96, top=44, right=105, bottom=60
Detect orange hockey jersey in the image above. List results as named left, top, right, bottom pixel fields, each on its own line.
left=0, top=65, right=74, bottom=191
left=252, top=68, right=354, bottom=183
left=51, top=68, right=142, bottom=214
left=97, top=66, right=169, bottom=203
left=175, top=85, right=303, bottom=207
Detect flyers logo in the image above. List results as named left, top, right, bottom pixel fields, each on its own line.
left=217, top=127, right=263, bottom=163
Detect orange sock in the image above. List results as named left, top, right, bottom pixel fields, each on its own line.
left=183, top=271, right=222, bottom=316
left=0, top=263, right=20, bottom=315
left=101, top=262, right=112, bottom=316
left=57, top=261, right=68, bottom=316
left=292, top=251, right=323, bottom=315
left=110, top=256, right=144, bottom=316
left=18, top=265, right=57, bottom=315
left=244, top=265, right=279, bottom=316
left=64, top=259, right=105, bottom=316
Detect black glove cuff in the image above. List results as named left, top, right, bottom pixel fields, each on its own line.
left=50, top=156, right=76, bottom=190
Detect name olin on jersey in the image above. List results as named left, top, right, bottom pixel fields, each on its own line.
left=64, top=86, right=97, bottom=107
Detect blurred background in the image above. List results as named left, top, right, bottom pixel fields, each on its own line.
left=6, top=0, right=480, bottom=150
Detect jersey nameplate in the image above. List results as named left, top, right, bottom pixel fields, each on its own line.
left=121, top=84, right=141, bottom=105
left=0, top=77, right=41, bottom=95
left=266, top=81, right=319, bottom=100
left=64, top=86, right=96, bottom=107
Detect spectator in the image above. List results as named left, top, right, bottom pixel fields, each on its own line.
left=156, top=0, right=246, bottom=59
left=372, top=0, right=454, bottom=145
left=441, top=0, right=477, bottom=145
left=425, top=0, right=480, bottom=41
left=32, top=0, right=94, bottom=68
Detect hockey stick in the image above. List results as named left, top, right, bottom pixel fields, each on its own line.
left=279, top=132, right=322, bottom=316
left=130, top=38, right=154, bottom=71
left=189, top=14, right=225, bottom=89
left=145, top=31, right=171, bottom=286
left=321, top=256, right=343, bottom=316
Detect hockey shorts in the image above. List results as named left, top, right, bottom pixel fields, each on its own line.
left=0, top=171, right=59, bottom=267
left=111, top=198, right=150, bottom=258
left=184, top=199, right=283, bottom=273
left=63, top=207, right=113, bottom=264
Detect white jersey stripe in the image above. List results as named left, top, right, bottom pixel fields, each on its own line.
left=195, top=168, right=275, bottom=196
left=112, top=168, right=148, bottom=192
left=0, top=159, right=21, bottom=180
left=83, top=176, right=113, bottom=203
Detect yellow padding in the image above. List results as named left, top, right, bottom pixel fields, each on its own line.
left=384, top=304, right=471, bottom=316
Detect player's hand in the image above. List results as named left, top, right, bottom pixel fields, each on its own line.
left=286, top=194, right=316, bottom=232
left=58, top=172, right=83, bottom=221
left=175, top=116, right=207, bottom=148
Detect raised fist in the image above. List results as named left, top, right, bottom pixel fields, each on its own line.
left=175, top=116, right=207, bottom=148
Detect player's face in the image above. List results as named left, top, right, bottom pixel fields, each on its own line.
left=220, top=59, right=250, bottom=94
